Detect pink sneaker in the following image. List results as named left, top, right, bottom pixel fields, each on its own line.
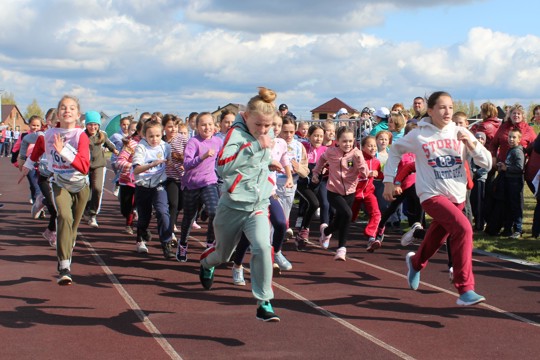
left=192, top=221, right=202, bottom=230
left=43, top=228, right=57, bottom=248
left=334, top=247, right=347, bottom=261
left=319, top=223, right=331, bottom=249
left=295, top=228, right=309, bottom=251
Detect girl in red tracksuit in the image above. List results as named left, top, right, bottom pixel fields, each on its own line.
left=312, top=126, right=368, bottom=261
left=351, top=136, right=382, bottom=252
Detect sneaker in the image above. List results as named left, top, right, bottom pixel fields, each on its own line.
left=334, top=247, right=347, bottom=261
left=173, top=224, right=179, bottom=233
left=57, top=268, right=72, bottom=286
left=124, top=226, right=134, bottom=235
left=285, top=228, right=294, bottom=239
left=232, top=265, right=246, bottom=286
left=319, top=223, right=331, bottom=249
left=366, top=237, right=381, bottom=253
left=199, top=264, right=215, bottom=290
left=31, top=194, right=45, bottom=219
left=39, top=210, right=46, bottom=219
left=88, top=216, right=99, bottom=228
left=273, top=263, right=281, bottom=277
left=133, top=210, right=138, bottom=221
left=401, top=222, right=422, bottom=247
left=294, top=216, right=303, bottom=229
left=162, top=242, right=176, bottom=259
left=256, top=301, right=280, bottom=322
left=295, top=228, right=309, bottom=251
left=274, top=251, right=292, bottom=271
left=192, top=221, right=201, bottom=230
left=510, top=232, right=521, bottom=239
left=113, top=185, right=120, bottom=197
left=314, top=208, right=320, bottom=218
left=136, top=241, right=148, bottom=254
left=456, top=290, right=486, bottom=306
left=406, top=251, right=420, bottom=290
left=448, top=267, right=454, bottom=282
left=43, top=228, right=57, bottom=247
left=176, top=244, right=188, bottom=262
left=170, top=233, right=178, bottom=247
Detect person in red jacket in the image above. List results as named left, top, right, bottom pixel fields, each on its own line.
left=351, top=135, right=382, bottom=251
left=470, top=102, right=501, bottom=149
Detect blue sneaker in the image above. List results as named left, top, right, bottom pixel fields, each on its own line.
left=256, top=301, right=280, bottom=322
left=406, top=252, right=420, bottom=290
left=456, top=290, right=486, bottom=306
left=199, top=264, right=215, bottom=290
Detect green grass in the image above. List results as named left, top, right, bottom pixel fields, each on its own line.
left=472, top=186, right=540, bottom=263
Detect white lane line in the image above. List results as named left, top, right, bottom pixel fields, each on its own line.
left=188, top=237, right=415, bottom=360
left=346, top=256, right=540, bottom=327
left=272, top=282, right=416, bottom=360
left=81, top=238, right=183, bottom=360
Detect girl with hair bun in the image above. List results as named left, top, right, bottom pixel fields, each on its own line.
left=199, top=87, right=282, bottom=322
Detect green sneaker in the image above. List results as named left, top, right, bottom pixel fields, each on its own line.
left=199, top=264, right=214, bottom=290
left=256, top=301, right=280, bottom=322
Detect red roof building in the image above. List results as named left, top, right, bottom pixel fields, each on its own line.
left=310, top=98, right=359, bottom=120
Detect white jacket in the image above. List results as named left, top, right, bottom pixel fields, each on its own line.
left=383, top=117, right=492, bottom=204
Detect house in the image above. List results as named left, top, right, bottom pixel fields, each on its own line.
left=310, top=98, right=359, bottom=120
left=211, top=103, right=245, bottom=122
left=0, top=104, right=26, bottom=131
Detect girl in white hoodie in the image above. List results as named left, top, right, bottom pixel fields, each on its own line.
left=383, top=91, right=492, bottom=306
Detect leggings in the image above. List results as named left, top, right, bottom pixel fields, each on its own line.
left=165, top=178, right=183, bottom=231
left=38, top=175, right=57, bottom=232
left=378, top=185, right=421, bottom=231
left=296, top=182, right=319, bottom=230
left=234, top=196, right=287, bottom=265
left=119, top=185, right=136, bottom=226
left=180, top=184, right=219, bottom=246
left=325, top=191, right=355, bottom=248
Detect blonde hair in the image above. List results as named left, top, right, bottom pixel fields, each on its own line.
left=57, top=95, right=80, bottom=113
left=246, top=87, right=277, bottom=116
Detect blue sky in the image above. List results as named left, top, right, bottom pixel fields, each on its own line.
left=0, top=0, right=538, bottom=120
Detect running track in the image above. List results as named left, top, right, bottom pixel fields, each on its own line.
left=1, top=157, right=539, bottom=360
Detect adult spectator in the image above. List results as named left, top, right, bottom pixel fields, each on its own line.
left=279, top=104, right=296, bottom=120
left=369, top=107, right=390, bottom=136
left=489, top=103, right=536, bottom=165
left=410, top=97, right=426, bottom=123
left=470, top=102, right=502, bottom=148
left=529, top=105, right=540, bottom=127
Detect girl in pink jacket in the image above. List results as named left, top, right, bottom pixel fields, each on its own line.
left=312, top=126, right=368, bottom=261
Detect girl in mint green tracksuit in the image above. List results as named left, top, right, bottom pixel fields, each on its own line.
left=199, top=87, right=281, bottom=322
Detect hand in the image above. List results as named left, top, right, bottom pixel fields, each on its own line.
left=285, top=177, right=294, bottom=188
left=203, top=148, right=215, bottom=159
left=371, top=170, right=378, bottom=178
left=152, top=159, right=166, bottom=168
left=394, top=185, right=403, bottom=196
left=18, top=166, right=30, bottom=184
left=290, top=159, right=299, bottom=173
left=53, top=133, right=64, bottom=154
left=268, top=159, right=283, bottom=172
left=383, top=182, right=395, bottom=201
left=258, top=134, right=272, bottom=149
left=457, top=129, right=475, bottom=152
left=312, top=174, right=319, bottom=184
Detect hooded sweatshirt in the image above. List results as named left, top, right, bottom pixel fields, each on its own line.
left=312, top=146, right=368, bottom=196
left=384, top=117, right=492, bottom=204
left=217, top=113, right=273, bottom=212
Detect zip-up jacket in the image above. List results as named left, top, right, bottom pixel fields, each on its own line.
left=312, top=146, right=368, bottom=196
left=354, top=150, right=382, bottom=199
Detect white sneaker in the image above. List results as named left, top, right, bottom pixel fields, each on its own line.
left=124, top=226, right=134, bottom=235
left=112, top=185, right=120, bottom=197
left=232, top=265, right=246, bottom=286
left=334, top=247, right=347, bottom=261
left=192, top=221, right=201, bottom=230
left=448, top=267, right=454, bottom=282
left=136, top=241, right=148, bottom=254
left=401, top=222, right=422, bottom=246
left=315, top=208, right=320, bottom=218
left=42, top=228, right=57, bottom=248
left=133, top=210, right=138, bottom=221
left=319, top=223, right=331, bottom=249
left=285, top=228, right=294, bottom=239
left=274, top=251, right=292, bottom=271
left=31, top=194, right=45, bottom=219
left=295, top=217, right=303, bottom=228
left=173, top=225, right=179, bottom=232
left=88, top=216, right=99, bottom=228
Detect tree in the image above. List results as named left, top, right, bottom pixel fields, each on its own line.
left=1, top=91, right=16, bottom=105
left=24, top=99, right=44, bottom=119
